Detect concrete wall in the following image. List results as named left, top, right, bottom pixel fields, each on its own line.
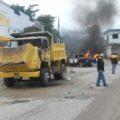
left=104, top=31, right=120, bottom=44
left=0, top=0, right=33, bottom=38
left=106, top=45, right=112, bottom=57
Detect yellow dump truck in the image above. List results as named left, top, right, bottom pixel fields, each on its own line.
left=0, top=31, right=67, bottom=87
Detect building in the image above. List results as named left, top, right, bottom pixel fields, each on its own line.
left=104, top=29, right=120, bottom=57
left=0, top=0, right=33, bottom=40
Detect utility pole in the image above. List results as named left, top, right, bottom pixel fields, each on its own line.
left=55, top=16, right=60, bottom=43
left=58, top=17, right=60, bottom=43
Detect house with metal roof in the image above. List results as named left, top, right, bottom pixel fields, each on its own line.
left=104, top=29, right=120, bottom=57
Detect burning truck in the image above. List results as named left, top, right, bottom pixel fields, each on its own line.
left=67, top=50, right=96, bottom=67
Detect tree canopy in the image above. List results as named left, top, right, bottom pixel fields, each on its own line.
left=11, top=4, right=25, bottom=15
left=11, top=4, right=39, bottom=21
left=26, top=4, right=39, bottom=21
left=11, top=4, right=61, bottom=40
left=37, top=15, right=55, bottom=32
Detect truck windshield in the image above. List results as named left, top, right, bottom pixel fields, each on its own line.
left=9, top=39, right=42, bottom=48
left=18, top=39, right=42, bottom=47
left=9, top=38, right=49, bottom=50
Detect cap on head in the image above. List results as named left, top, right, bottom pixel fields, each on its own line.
left=100, top=53, right=104, bottom=57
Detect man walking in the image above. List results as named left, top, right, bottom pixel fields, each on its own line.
left=96, top=54, right=107, bottom=87
left=110, top=53, right=118, bottom=74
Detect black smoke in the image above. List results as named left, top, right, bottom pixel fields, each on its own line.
left=74, top=0, right=117, bottom=54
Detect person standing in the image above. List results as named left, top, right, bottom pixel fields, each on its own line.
left=110, top=53, right=118, bottom=74
left=96, top=54, right=107, bottom=87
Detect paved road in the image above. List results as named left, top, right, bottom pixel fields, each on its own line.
left=75, top=77, right=120, bottom=120
left=0, top=61, right=120, bottom=120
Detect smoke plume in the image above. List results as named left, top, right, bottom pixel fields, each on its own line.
left=74, top=0, right=117, bottom=54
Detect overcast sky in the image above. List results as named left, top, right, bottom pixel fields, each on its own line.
left=3, top=0, right=120, bottom=30
left=3, top=0, right=75, bottom=30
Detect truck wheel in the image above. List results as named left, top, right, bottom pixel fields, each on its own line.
left=41, top=68, right=50, bottom=87
left=3, top=78, right=15, bottom=87
left=60, top=63, right=67, bottom=80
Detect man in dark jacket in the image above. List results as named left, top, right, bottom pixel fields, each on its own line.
left=96, top=54, right=107, bottom=87
left=110, top=53, right=118, bottom=74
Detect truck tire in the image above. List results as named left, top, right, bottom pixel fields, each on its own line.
left=3, top=78, right=15, bottom=87
left=60, top=63, right=67, bottom=80
left=41, top=68, right=50, bottom=87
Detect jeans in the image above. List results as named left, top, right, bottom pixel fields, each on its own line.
left=112, top=64, right=117, bottom=74
left=96, top=71, right=107, bottom=86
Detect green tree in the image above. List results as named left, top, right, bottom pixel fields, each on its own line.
left=23, top=15, right=61, bottom=42
left=37, top=15, right=55, bottom=32
left=11, top=4, right=25, bottom=15
left=11, top=4, right=39, bottom=21
left=24, top=26, right=40, bottom=33
left=37, top=15, right=61, bottom=41
left=26, top=4, right=39, bottom=21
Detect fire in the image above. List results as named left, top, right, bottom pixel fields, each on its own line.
left=84, top=50, right=90, bottom=59
left=93, top=54, right=99, bottom=61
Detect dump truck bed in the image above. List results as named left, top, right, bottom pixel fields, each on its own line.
left=50, top=43, right=66, bottom=61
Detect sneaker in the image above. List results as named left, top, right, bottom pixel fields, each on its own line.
left=96, top=84, right=100, bottom=87
left=104, top=84, right=109, bottom=87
